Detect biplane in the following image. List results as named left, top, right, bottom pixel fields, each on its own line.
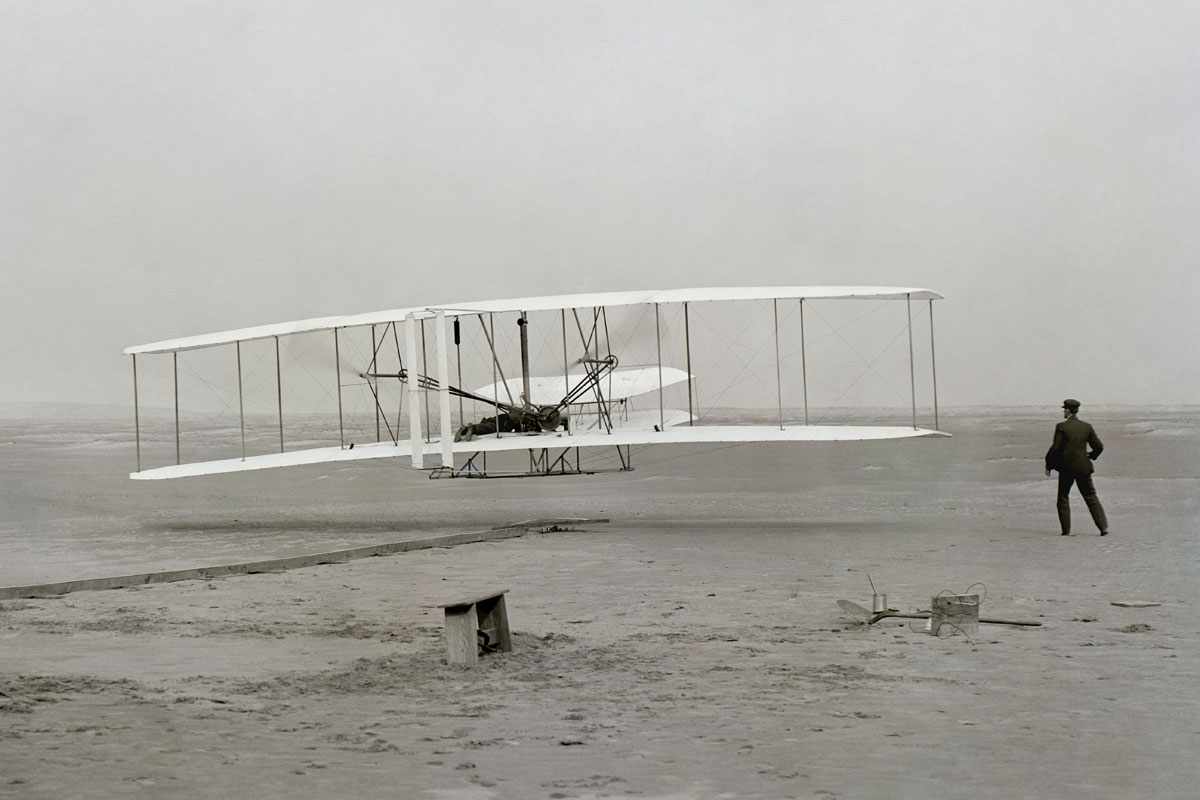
left=124, top=287, right=948, bottom=480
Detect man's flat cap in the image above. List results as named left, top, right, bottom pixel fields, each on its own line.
left=1062, top=398, right=1081, bottom=412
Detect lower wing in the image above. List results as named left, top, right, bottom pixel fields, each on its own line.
left=131, top=422, right=948, bottom=480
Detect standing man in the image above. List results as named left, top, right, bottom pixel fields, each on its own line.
left=1044, top=398, right=1110, bottom=536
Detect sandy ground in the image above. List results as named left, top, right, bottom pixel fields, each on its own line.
left=2, top=409, right=1198, bottom=798
left=3, top=515, right=1198, bottom=799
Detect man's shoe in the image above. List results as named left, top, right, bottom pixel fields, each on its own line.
left=1061, top=532, right=1070, bottom=536
left=1100, top=530, right=1109, bottom=536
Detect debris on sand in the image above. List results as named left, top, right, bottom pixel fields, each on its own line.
left=1110, top=601, right=1162, bottom=608
left=837, top=598, right=1039, bottom=629
left=0, top=696, right=34, bottom=714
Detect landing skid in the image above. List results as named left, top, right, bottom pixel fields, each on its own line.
left=428, top=445, right=634, bottom=480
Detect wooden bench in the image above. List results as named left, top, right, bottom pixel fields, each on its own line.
left=438, top=589, right=512, bottom=666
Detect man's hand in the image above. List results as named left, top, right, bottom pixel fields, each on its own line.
left=1045, top=468, right=1051, bottom=478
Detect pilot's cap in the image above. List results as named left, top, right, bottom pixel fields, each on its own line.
left=1062, top=398, right=1081, bottom=412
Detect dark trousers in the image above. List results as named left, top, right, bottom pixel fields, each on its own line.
left=1057, top=472, right=1108, bottom=534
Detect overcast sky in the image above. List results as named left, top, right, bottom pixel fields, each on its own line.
left=3, top=1, right=1197, bottom=410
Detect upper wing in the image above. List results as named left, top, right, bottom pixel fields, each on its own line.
left=131, top=424, right=949, bottom=480
left=124, top=286, right=943, bottom=354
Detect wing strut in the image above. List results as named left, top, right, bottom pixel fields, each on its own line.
left=236, top=341, right=245, bottom=459
left=435, top=310, right=453, bottom=467
left=173, top=352, right=181, bottom=464
left=370, top=324, right=380, bottom=442
left=490, top=313, right=500, bottom=439
left=420, top=319, right=431, bottom=443
left=800, top=299, right=809, bottom=425
left=561, top=309, right=571, bottom=436
left=274, top=336, right=284, bottom=453
left=929, top=299, right=939, bottom=430
left=655, top=303, right=664, bottom=431
left=390, top=321, right=404, bottom=438
left=131, top=354, right=141, bottom=471
left=334, top=328, right=344, bottom=449
left=684, top=302, right=694, bottom=426
left=773, top=299, right=783, bottom=431
left=906, top=293, right=917, bottom=430
left=405, top=314, right=423, bottom=468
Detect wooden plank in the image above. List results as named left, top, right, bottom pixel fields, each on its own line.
left=444, top=605, right=479, bottom=666
left=439, top=588, right=509, bottom=610
left=478, top=594, right=512, bottom=653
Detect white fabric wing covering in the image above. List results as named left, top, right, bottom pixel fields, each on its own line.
left=125, top=286, right=943, bottom=355
left=131, top=425, right=949, bottom=480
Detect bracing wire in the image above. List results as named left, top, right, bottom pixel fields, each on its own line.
left=809, top=317, right=916, bottom=425
left=688, top=299, right=798, bottom=414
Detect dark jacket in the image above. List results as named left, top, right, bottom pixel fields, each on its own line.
left=1045, top=416, right=1104, bottom=475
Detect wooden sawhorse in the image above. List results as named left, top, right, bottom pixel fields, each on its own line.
left=439, top=589, right=512, bottom=666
